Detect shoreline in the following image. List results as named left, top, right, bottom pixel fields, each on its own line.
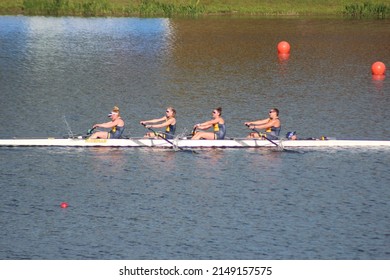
left=0, top=1, right=389, bottom=18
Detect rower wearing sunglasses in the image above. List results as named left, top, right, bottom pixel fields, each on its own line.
left=192, top=107, right=226, bottom=140
left=140, top=107, right=177, bottom=139
left=244, top=108, right=281, bottom=140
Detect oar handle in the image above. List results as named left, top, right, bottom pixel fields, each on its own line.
left=191, top=127, right=197, bottom=136
left=87, top=127, right=96, bottom=135
left=246, top=123, right=259, bottom=132
left=245, top=125, right=300, bottom=153
left=246, top=124, right=281, bottom=148
left=141, top=123, right=157, bottom=134
left=142, top=123, right=183, bottom=150
left=141, top=123, right=198, bottom=153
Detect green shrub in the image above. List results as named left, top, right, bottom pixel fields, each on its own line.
left=344, top=2, right=389, bottom=18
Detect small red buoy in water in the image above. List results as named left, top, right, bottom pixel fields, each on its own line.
left=277, top=41, right=291, bottom=54
left=371, top=61, right=386, bottom=75
left=60, top=202, right=69, bottom=208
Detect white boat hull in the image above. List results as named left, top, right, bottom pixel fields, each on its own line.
left=0, top=138, right=390, bottom=148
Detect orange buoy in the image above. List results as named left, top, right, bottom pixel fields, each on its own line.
left=371, top=61, right=386, bottom=75
left=277, top=41, right=290, bottom=54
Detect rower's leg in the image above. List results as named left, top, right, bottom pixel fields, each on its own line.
left=192, top=132, right=215, bottom=140
left=89, top=131, right=109, bottom=139
left=246, top=132, right=260, bottom=138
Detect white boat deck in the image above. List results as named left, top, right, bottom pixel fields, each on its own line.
left=0, top=138, right=389, bottom=148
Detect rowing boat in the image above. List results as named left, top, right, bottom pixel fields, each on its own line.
left=0, top=138, right=389, bottom=148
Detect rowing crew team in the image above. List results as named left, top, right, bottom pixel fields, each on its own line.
left=89, top=106, right=289, bottom=140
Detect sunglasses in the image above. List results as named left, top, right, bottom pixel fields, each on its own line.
left=212, top=111, right=218, bottom=114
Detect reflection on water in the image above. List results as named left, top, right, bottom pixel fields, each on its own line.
left=88, top=148, right=129, bottom=174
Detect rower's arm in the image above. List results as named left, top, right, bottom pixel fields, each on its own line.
left=245, top=118, right=269, bottom=126
left=148, top=118, right=174, bottom=129
left=195, top=119, right=216, bottom=130
left=253, top=119, right=279, bottom=130
left=140, top=116, right=166, bottom=125
left=94, top=119, right=119, bottom=129
left=196, top=123, right=212, bottom=130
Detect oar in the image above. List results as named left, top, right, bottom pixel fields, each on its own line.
left=190, top=127, right=197, bottom=138
left=246, top=124, right=292, bottom=151
left=64, top=127, right=95, bottom=139
left=143, top=124, right=195, bottom=153
left=78, top=127, right=96, bottom=138
left=87, top=127, right=96, bottom=135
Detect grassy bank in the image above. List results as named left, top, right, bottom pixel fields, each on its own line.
left=0, top=0, right=389, bottom=18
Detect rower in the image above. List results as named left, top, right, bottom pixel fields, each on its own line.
left=191, top=107, right=226, bottom=140
left=89, top=106, right=125, bottom=139
left=244, top=108, right=281, bottom=140
left=140, top=107, right=177, bottom=139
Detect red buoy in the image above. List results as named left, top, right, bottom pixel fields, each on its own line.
left=60, top=202, right=69, bottom=208
left=277, top=41, right=291, bottom=54
left=371, top=61, right=386, bottom=75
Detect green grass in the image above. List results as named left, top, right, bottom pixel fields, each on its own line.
left=138, top=0, right=204, bottom=17
left=344, top=2, right=389, bottom=18
left=0, top=0, right=389, bottom=17
left=18, top=0, right=117, bottom=16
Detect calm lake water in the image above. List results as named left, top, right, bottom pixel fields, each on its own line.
left=0, top=16, right=389, bottom=259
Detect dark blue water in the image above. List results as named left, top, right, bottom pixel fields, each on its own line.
left=1, top=147, right=389, bottom=259
left=0, top=16, right=389, bottom=259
